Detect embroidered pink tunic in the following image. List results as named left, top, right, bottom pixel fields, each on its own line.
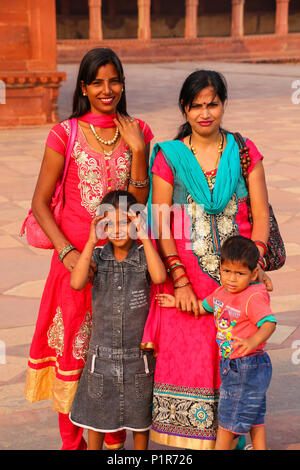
left=25, top=118, right=153, bottom=414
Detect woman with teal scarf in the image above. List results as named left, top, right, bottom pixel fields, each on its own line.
left=142, top=70, right=272, bottom=450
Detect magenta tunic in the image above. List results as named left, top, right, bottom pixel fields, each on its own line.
left=142, top=138, right=263, bottom=449
left=25, top=118, right=153, bottom=415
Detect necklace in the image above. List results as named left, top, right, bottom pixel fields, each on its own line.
left=189, top=132, right=224, bottom=190
left=90, top=123, right=119, bottom=146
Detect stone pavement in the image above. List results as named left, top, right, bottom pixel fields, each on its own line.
left=0, top=61, right=300, bottom=450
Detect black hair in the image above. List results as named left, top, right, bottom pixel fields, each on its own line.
left=69, top=48, right=128, bottom=119
left=220, top=236, right=260, bottom=272
left=99, top=190, right=138, bottom=212
left=175, top=69, right=228, bottom=140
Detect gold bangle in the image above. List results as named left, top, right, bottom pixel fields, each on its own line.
left=174, top=281, right=191, bottom=289
left=129, top=177, right=149, bottom=188
left=58, top=244, right=75, bottom=262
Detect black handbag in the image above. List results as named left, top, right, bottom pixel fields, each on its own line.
left=234, top=132, right=286, bottom=271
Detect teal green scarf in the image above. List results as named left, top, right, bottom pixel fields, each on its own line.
left=148, top=133, right=241, bottom=222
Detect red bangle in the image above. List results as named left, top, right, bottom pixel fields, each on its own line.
left=164, top=255, right=179, bottom=264
left=254, top=240, right=267, bottom=257
left=164, top=256, right=180, bottom=268
left=169, top=265, right=185, bottom=277
left=173, top=273, right=189, bottom=285
left=258, top=257, right=266, bottom=271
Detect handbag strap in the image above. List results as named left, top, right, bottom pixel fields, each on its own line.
left=233, top=132, right=251, bottom=189
left=63, top=118, right=78, bottom=181
left=54, top=118, right=78, bottom=196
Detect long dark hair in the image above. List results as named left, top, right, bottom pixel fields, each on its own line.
left=69, top=48, right=128, bottom=118
left=175, top=70, right=228, bottom=140
left=100, top=190, right=138, bottom=211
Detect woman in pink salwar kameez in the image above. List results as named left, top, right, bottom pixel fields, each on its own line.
left=24, top=48, right=153, bottom=450
left=142, top=70, right=271, bottom=450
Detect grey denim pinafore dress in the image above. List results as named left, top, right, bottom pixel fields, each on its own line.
left=70, top=241, right=155, bottom=432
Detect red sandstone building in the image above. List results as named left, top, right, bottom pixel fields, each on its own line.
left=0, top=0, right=299, bottom=127
left=57, top=0, right=300, bottom=63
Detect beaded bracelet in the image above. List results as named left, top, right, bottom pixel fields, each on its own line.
left=129, top=177, right=149, bottom=188
left=58, top=244, right=76, bottom=263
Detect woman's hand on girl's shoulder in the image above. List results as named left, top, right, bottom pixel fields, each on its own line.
left=62, top=249, right=81, bottom=273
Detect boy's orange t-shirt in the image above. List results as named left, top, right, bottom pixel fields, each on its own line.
left=203, top=283, right=274, bottom=359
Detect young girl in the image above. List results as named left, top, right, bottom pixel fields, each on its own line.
left=69, top=190, right=166, bottom=450
left=156, top=236, right=276, bottom=450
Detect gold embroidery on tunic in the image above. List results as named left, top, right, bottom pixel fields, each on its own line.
left=187, top=194, right=238, bottom=282
left=116, top=150, right=131, bottom=188
left=73, top=143, right=104, bottom=215
left=73, top=311, right=92, bottom=361
left=73, top=143, right=131, bottom=215
left=47, top=307, right=64, bottom=357
left=61, top=119, right=70, bottom=136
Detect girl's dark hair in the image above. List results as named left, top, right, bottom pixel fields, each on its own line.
left=175, top=70, right=228, bottom=140
left=69, top=48, right=128, bottom=118
left=220, top=236, right=260, bottom=272
left=99, top=190, right=138, bottom=212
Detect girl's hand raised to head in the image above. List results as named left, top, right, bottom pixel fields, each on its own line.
left=113, top=113, right=145, bottom=153
left=127, top=209, right=148, bottom=240
left=91, top=215, right=109, bottom=244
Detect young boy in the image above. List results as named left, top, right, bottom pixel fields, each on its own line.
left=156, top=235, right=276, bottom=450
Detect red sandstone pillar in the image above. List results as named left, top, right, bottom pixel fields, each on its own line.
left=275, top=0, right=290, bottom=35
left=88, top=0, right=103, bottom=40
left=0, top=0, right=65, bottom=127
left=185, top=0, right=199, bottom=39
left=231, top=0, right=245, bottom=38
left=138, top=0, right=151, bottom=40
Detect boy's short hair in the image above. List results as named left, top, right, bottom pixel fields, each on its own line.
left=220, top=236, right=260, bottom=271
left=100, top=190, right=138, bottom=210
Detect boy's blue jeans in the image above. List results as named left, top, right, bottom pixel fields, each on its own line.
left=218, top=352, right=272, bottom=435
